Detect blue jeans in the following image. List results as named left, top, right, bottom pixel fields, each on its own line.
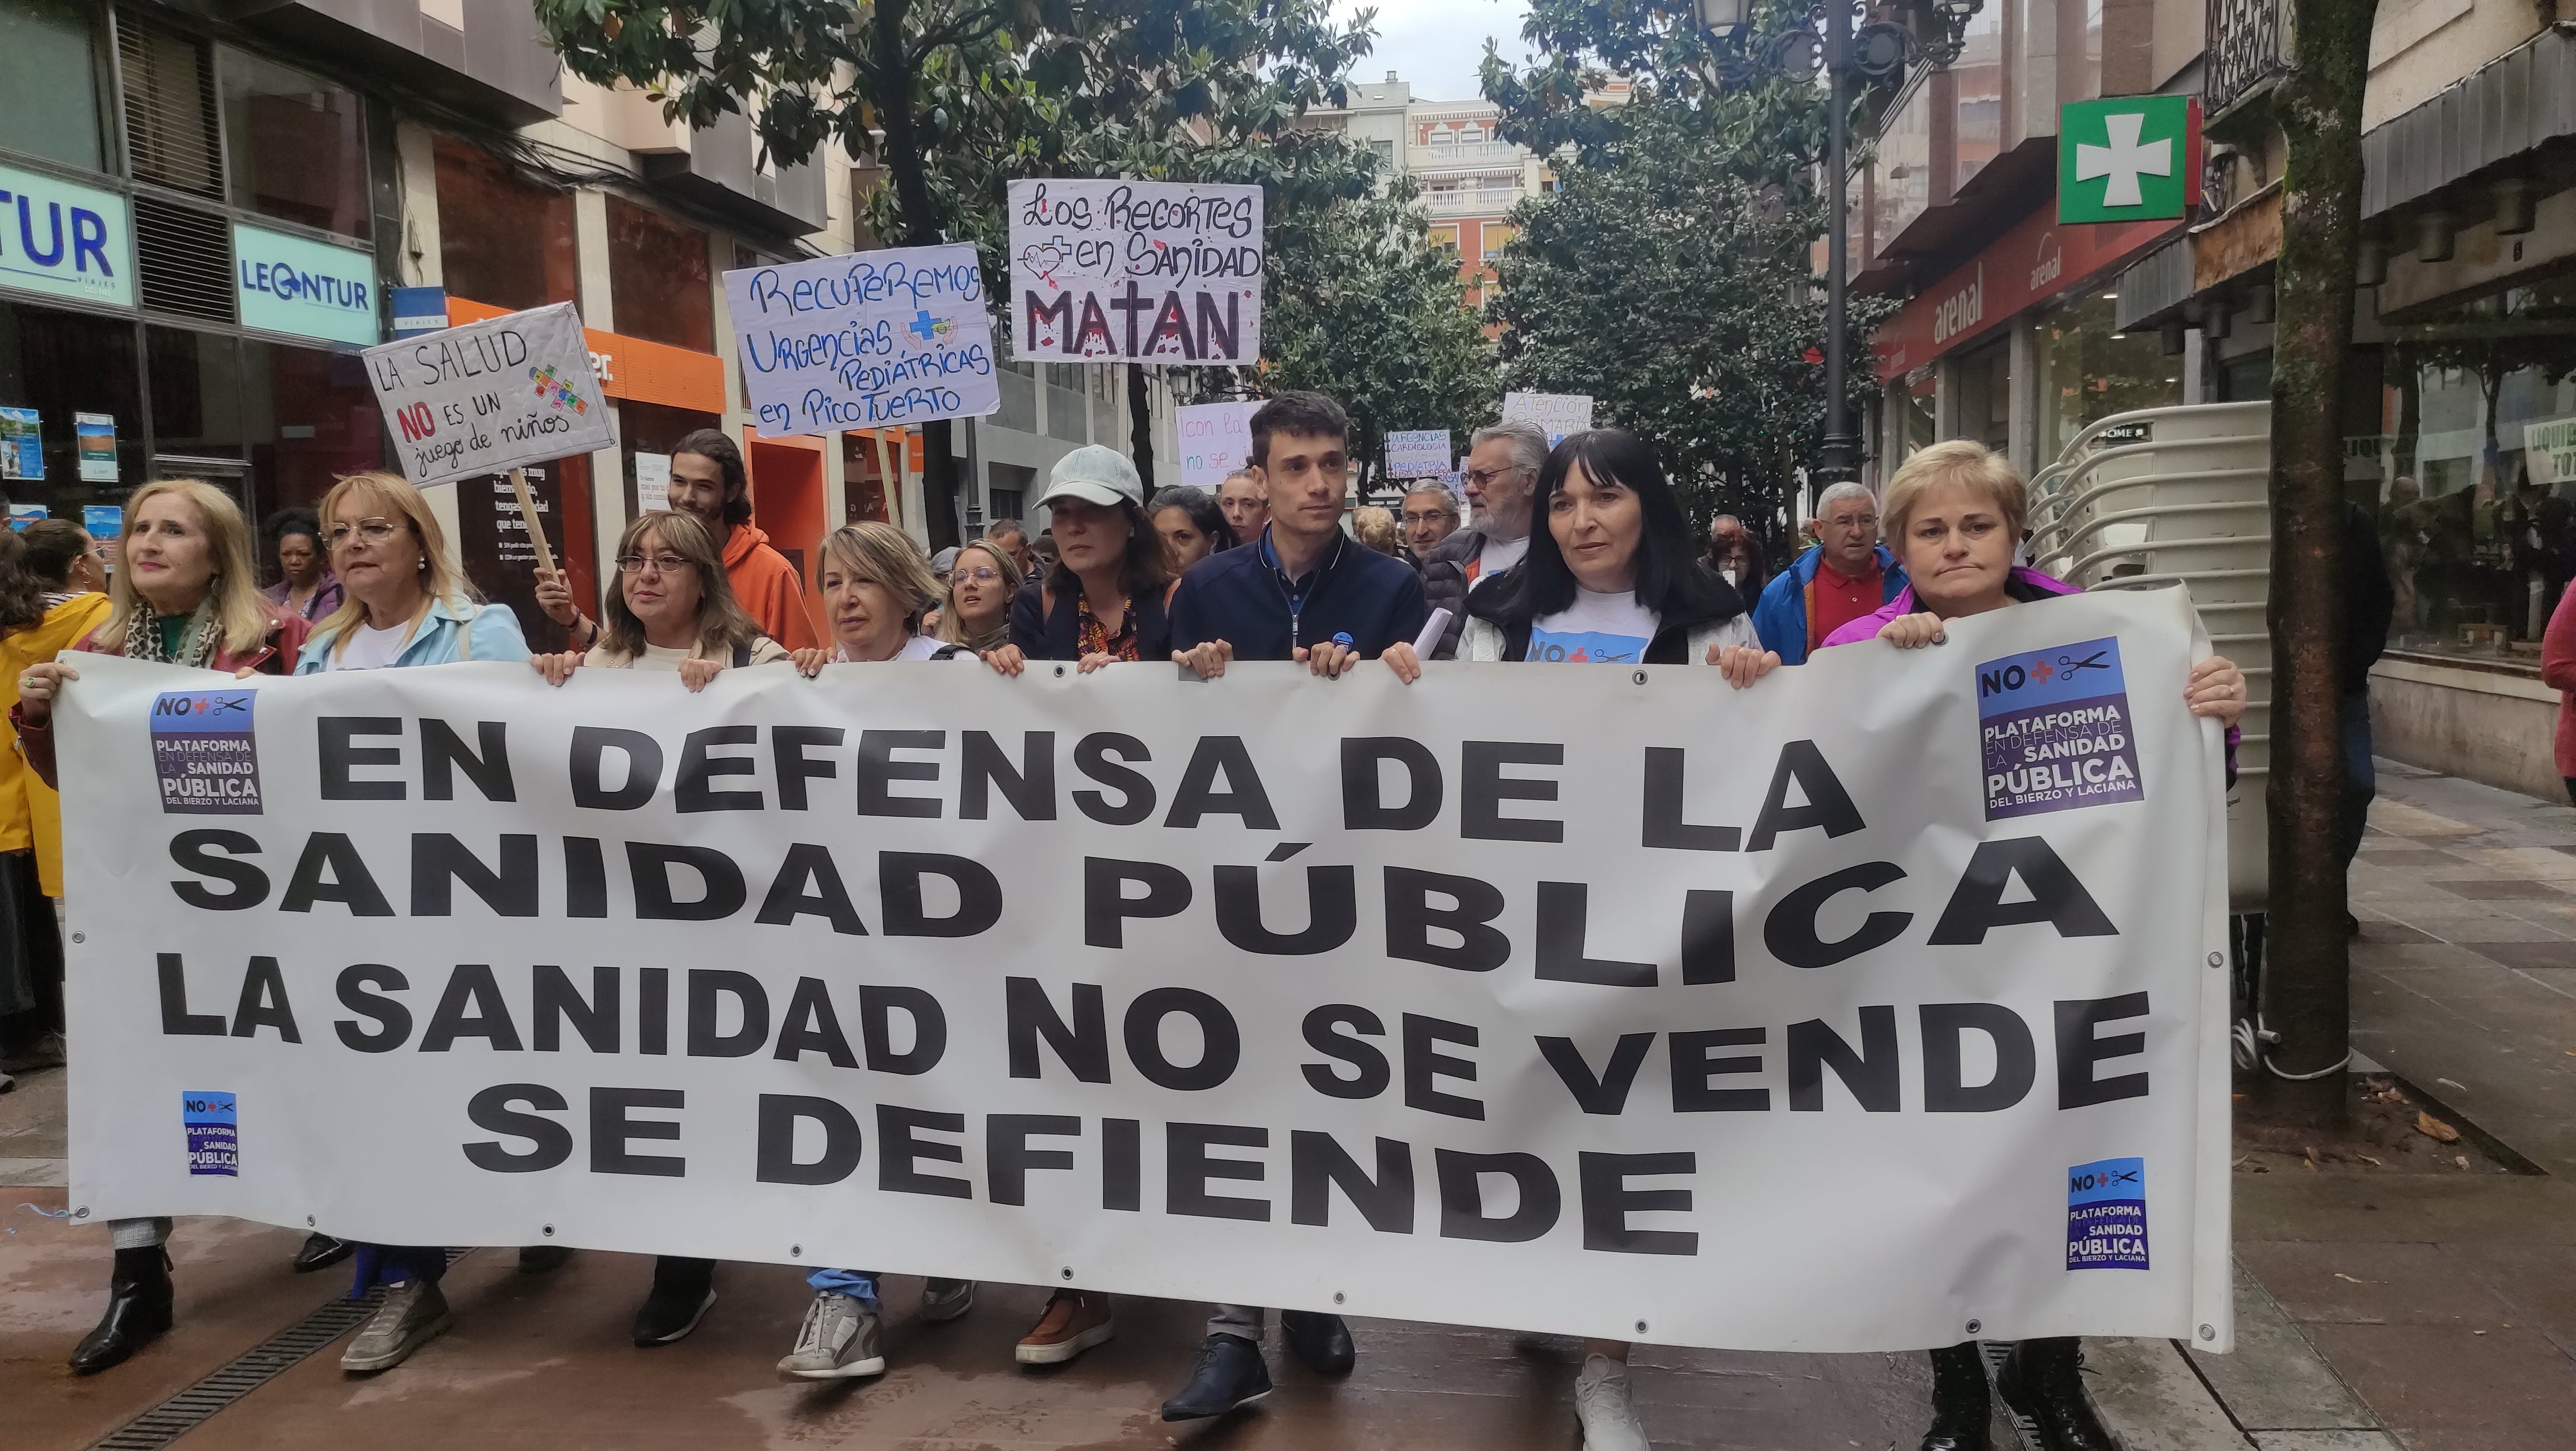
left=807, top=1268, right=881, bottom=1309
left=351, top=1243, right=447, bottom=1297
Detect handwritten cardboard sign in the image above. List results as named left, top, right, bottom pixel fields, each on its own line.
left=1502, top=391, right=1594, bottom=447
left=1008, top=179, right=1263, bottom=364
left=1177, top=400, right=1262, bottom=489
left=724, top=245, right=1000, bottom=439
left=1385, top=429, right=1452, bottom=479
left=362, top=303, right=612, bottom=486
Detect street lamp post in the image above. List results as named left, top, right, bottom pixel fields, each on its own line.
left=1696, top=0, right=1978, bottom=486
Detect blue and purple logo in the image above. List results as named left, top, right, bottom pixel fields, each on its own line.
left=1975, top=636, right=2143, bottom=820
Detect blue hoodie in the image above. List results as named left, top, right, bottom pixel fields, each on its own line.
left=1749, top=543, right=1906, bottom=665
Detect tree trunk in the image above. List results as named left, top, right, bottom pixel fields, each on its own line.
left=872, top=0, right=961, bottom=550
left=1127, top=363, right=1155, bottom=484
left=2254, top=0, right=2379, bottom=1129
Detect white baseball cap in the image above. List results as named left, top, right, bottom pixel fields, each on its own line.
left=1036, top=445, right=1145, bottom=510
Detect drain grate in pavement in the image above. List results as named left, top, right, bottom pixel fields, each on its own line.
left=86, top=1249, right=469, bottom=1451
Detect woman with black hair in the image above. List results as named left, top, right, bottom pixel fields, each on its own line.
left=1147, top=484, right=1237, bottom=572
left=1388, top=428, right=1782, bottom=680
left=1381, top=428, right=1772, bottom=1451
left=261, top=507, right=341, bottom=622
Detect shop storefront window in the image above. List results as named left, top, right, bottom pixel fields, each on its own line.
left=617, top=400, right=721, bottom=516
left=606, top=197, right=713, bottom=353
left=2369, top=275, right=2576, bottom=663
left=0, top=299, right=143, bottom=510
left=221, top=50, right=368, bottom=240
left=146, top=324, right=251, bottom=460
left=2034, top=292, right=2182, bottom=462
left=434, top=137, right=577, bottom=313
left=0, top=0, right=104, bottom=173
left=144, top=324, right=382, bottom=518
left=1954, top=336, right=2011, bottom=454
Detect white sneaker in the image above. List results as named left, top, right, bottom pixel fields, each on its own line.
left=777, top=1292, right=885, bottom=1379
left=1574, top=1354, right=1651, bottom=1451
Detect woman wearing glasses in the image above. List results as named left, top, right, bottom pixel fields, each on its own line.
left=12, top=479, right=310, bottom=1376
left=932, top=538, right=1023, bottom=655
left=295, top=473, right=526, bottom=674
left=529, top=512, right=789, bottom=692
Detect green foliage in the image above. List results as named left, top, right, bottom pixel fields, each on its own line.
left=1486, top=91, right=1889, bottom=525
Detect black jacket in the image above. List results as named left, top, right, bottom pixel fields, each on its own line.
left=1417, top=525, right=1507, bottom=659
left=2344, top=501, right=2394, bottom=692
left=1463, top=562, right=1749, bottom=664
left=1169, top=527, right=1430, bottom=660
left=1006, top=572, right=1175, bottom=661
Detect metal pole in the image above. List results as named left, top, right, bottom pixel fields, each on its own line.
left=1818, top=3, right=1858, bottom=484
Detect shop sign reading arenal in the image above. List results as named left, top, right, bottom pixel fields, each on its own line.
left=233, top=223, right=379, bottom=347
left=0, top=162, right=134, bottom=310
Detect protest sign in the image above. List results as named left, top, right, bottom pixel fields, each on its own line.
left=724, top=246, right=999, bottom=439
left=1384, top=430, right=1452, bottom=479
left=1009, top=179, right=1262, bottom=364
left=1176, top=401, right=1262, bottom=489
left=1503, top=392, right=1594, bottom=446
left=62, top=587, right=2231, bottom=1353
left=362, top=303, right=613, bottom=486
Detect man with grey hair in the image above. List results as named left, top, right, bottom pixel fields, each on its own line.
left=1417, top=418, right=1549, bottom=657
left=1399, top=480, right=1462, bottom=556
left=1749, top=479, right=1906, bottom=664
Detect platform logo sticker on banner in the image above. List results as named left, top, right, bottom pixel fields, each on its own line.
left=148, top=689, right=262, bottom=815
left=2066, top=1157, right=2148, bottom=1269
left=1975, top=635, right=2143, bottom=819
left=183, top=1092, right=238, bottom=1176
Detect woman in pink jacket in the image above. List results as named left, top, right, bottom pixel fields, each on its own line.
left=2543, top=586, right=2576, bottom=804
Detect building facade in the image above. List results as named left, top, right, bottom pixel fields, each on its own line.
left=0, top=0, right=1173, bottom=642
left=1299, top=72, right=1558, bottom=305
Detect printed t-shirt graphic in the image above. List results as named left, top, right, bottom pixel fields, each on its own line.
left=1526, top=588, right=1658, bottom=663
left=1975, top=634, right=2144, bottom=819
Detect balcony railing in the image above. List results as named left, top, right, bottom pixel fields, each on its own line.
left=2206, top=0, right=2291, bottom=117
left=1408, top=140, right=1524, bottom=170
left=1423, top=186, right=1524, bottom=218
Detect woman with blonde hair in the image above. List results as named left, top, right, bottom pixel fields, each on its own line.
left=933, top=538, right=1022, bottom=654
left=295, top=471, right=526, bottom=673
left=775, top=517, right=980, bottom=1381
left=11, top=478, right=309, bottom=1377
left=531, top=512, right=786, bottom=693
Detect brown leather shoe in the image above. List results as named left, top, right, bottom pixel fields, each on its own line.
left=1014, top=1289, right=1115, bottom=1365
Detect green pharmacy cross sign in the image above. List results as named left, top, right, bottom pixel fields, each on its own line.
left=2059, top=96, right=2202, bottom=224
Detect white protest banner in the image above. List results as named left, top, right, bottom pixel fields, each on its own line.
left=1177, top=400, right=1262, bottom=489
left=1503, top=391, right=1594, bottom=447
left=724, top=245, right=999, bottom=439
left=1384, top=430, right=1453, bottom=479
left=1009, top=179, right=1262, bottom=364
left=363, top=303, right=613, bottom=486
left=635, top=452, right=671, bottom=514
left=63, top=587, right=2230, bottom=1353
left=2525, top=417, right=2576, bottom=486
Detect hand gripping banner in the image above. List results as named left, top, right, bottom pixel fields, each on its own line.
left=60, top=588, right=2234, bottom=1352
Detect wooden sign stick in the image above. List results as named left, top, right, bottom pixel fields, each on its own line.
left=875, top=429, right=900, bottom=524
left=509, top=467, right=558, bottom=575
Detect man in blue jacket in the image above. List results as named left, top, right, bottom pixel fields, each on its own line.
left=1157, top=391, right=1422, bottom=1422
left=1750, top=480, right=1907, bottom=664
left=1168, top=391, right=1430, bottom=680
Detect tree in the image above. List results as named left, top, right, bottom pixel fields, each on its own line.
left=1485, top=91, right=1885, bottom=532
left=536, top=0, right=1374, bottom=542
left=1180, top=175, right=1496, bottom=500
left=2256, top=0, right=2382, bottom=1129
left=1477, top=1, right=1882, bottom=534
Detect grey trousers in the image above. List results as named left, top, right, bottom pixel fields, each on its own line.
left=1209, top=1303, right=1263, bottom=1339
left=111, top=1216, right=172, bottom=1250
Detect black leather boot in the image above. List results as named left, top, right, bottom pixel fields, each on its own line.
left=70, top=1246, right=173, bottom=1374
left=1920, top=1340, right=1992, bottom=1451
left=1995, top=1337, right=2120, bottom=1451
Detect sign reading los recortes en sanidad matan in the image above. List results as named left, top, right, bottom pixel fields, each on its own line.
left=1008, top=179, right=1262, bottom=364
left=724, top=245, right=1000, bottom=439
left=361, top=302, right=614, bottom=486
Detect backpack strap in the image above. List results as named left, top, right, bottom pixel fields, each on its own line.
left=733, top=641, right=754, bottom=669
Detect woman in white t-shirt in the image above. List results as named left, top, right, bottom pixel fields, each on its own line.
left=788, top=521, right=980, bottom=673
left=530, top=512, right=786, bottom=691
left=1382, top=427, right=1774, bottom=1451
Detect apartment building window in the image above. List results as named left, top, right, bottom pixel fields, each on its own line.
left=435, top=137, right=577, bottom=313
left=607, top=196, right=713, bottom=352
left=0, top=0, right=105, bottom=173
left=222, top=51, right=368, bottom=238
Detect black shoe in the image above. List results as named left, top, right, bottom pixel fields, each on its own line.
left=1920, top=1341, right=1993, bottom=1451
left=516, top=1244, right=574, bottom=1274
left=293, top=1233, right=353, bottom=1274
left=1279, top=1309, right=1354, bottom=1375
left=1995, top=1338, right=2119, bottom=1451
left=1160, top=1333, right=1272, bottom=1421
left=70, top=1247, right=173, bottom=1375
left=632, top=1257, right=718, bottom=1346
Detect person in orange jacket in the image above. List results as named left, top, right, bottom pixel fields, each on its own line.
left=536, top=429, right=822, bottom=652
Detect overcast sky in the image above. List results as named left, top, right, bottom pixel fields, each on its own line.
left=1346, top=0, right=1536, bottom=103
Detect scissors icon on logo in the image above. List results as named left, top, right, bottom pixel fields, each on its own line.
left=207, top=695, right=252, bottom=717
left=2055, top=650, right=2110, bottom=679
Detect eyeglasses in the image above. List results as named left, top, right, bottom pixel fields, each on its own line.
left=1401, top=510, right=1450, bottom=525
left=617, top=553, right=694, bottom=574
left=955, top=566, right=1003, bottom=583
left=1465, top=466, right=1519, bottom=488
left=326, top=518, right=405, bottom=548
